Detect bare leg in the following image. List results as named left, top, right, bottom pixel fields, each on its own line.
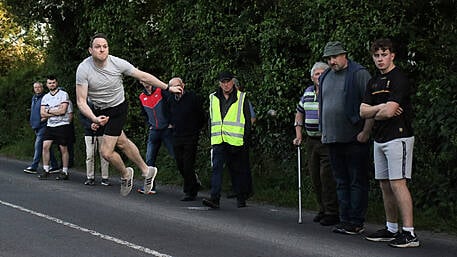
left=390, top=179, right=414, bottom=227
left=42, top=140, right=53, bottom=168
left=379, top=180, right=398, bottom=223
left=59, top=145, right=69, bottom=169
left=116, top=131, right=149, bottom=176
left=100, top=134, right=129, bottom=178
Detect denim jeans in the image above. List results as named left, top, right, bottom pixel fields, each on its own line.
left=145, top=128, right=175, bottom=166
left=327, top=141, right=369, bottom=226
left=31, top=126, right=57, bottom=170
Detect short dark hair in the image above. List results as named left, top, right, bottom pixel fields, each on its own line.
left=370, top=38, right=395, bottom=53
left=47, top=75, right=57, bottom=80
left=90, top=32, right=108, bottom=47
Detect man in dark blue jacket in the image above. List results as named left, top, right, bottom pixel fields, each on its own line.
left=319, top=41, right=373, bottom=235
left=24, top=82, right=58, bottom=174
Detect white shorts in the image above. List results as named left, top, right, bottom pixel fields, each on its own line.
left=374, top=136, right=414, bottom=180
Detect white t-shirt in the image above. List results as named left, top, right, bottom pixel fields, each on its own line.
left=75, top=55, right=135, bottom=110
left=41, top=89, right=71, bottom=127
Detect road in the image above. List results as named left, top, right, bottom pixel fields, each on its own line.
left=0, top=156, right=456, bottom=257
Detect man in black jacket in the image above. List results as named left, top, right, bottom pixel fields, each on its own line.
left=169, top=77, right=205, bottom=201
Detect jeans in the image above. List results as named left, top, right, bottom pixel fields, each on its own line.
left=145, top=128, right=175, bottom=166
left=31, top=126, right=57, bottom=170
left=327, top=141, right=369, bottom=226
left=146, top=128, right=175, bottom=190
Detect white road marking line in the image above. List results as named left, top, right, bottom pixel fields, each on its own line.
left=0, top=200, right=173, bottom=257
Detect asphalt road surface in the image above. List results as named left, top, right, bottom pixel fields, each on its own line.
left=1, top=156, right=456, bottom=257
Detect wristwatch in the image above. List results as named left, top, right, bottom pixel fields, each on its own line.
left=294, top=121, right=303, bottom=127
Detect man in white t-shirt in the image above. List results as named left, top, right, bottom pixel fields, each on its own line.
left=76, top=33, right=182, bottom=196
left=39, top=75, right=72, bottom=180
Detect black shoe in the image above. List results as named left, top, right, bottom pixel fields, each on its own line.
left=313, top=212, right=325, bottom=222
left=181, top=195, right=196, bottom=201
left=202, top=198, right=220, bottom=209
left=49, top=167, right=60, bottom=173
left=389, top=231, right=420, bottom=248
left=24, top=167, right=37, bottom=174
left=84, top=178, right=95, bottom=186
left=56, top=172, right=69, bottom=180
left=365, top=227, right=399, bottom=242
left=101, top=179, right=111, bottom=186
left=333, top=222, right=365, bottom=235
left=319, top=215, right=339, bottom=226
left=38, top=172, right=50, bottom=180
left=236, top=197, right=246, bottom=208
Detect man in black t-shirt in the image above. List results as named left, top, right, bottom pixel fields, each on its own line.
left=360, top=38, right=419, bottom=248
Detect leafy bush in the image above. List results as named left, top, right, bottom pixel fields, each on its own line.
left=2, top=0, right=457, bottom=232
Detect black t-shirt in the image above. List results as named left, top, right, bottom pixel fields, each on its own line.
left=363, top=67, right=414, bottom=143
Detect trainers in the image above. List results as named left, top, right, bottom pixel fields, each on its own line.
left=24, top=167, right=37, bottom=174
left=120, top=167, right=134, bottom=196
left=137, top=187, right=157, bottom=195
left=202, top=197, right=220, bottom=209
left=84, top=178, right=95, bottom=186
left=389, top=231, right=420, bottom=248
left=365, top=227, right=399, bottom=242
left=38, top=172, right=51, bottom=180
left=49, top=167, right=60, bottom=173
left=56, top=172, right=69, bottom=180
left=333, top=222, right=365, bottom=235
left=143, top=166, right=157, bottom=194
left=101, top=179, right=111, bottom=186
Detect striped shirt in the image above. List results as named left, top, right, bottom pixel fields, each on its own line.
left=296, top=85, right=320, bottom=137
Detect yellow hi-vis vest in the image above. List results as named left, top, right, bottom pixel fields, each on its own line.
left=209, top=91, right=246, bottom=146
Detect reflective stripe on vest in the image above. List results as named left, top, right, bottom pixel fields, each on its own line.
left=209, top=91, right=246, bottom=146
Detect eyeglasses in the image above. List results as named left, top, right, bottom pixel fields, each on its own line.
left=220, top=79, right=231, bottom=83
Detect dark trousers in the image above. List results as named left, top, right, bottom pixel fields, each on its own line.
left=173, top=136, right=200, bottom=196
left=307, top=137, right=338, bottom=215
left=211, top=143, right=250, bottom=199
left=327, top=141, right=369, bottom=226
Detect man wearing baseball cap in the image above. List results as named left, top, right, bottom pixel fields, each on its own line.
left=318, top=41, right=373, bottom=235
left=203, top=71, right=252, bottom=209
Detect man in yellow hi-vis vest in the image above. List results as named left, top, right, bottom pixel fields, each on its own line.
left=202, top=71, right=252, bottom=209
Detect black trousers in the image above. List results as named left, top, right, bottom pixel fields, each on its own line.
left=173, top=136, right=200, bottom=196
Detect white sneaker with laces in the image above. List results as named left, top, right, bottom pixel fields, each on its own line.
left=143, top=167, right=157, bottom=194
left=120, top=167, right=134, bottom=196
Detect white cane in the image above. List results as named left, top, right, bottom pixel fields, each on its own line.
left=297, top=146, right=302, bottom=224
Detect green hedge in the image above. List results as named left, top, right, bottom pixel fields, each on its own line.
left=2, top=0, right=457, bottom=232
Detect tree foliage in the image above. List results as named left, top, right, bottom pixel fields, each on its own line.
left=0, top=1, right=46, bottom=76
left=2, top=0, right=457, bottom=229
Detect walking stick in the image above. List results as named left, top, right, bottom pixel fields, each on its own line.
left=297, top=146, right=303, bottom=224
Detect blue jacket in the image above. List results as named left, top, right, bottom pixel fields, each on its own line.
left=318, top=60, right=366, bottom=125
left=30, top=93, right=46, bottom=130
left=139, top=87, right=171, bottom=130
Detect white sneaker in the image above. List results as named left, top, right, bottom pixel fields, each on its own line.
left=143, top=167, right=157, bottom=194
left=120, top=167, right=134, bottom=196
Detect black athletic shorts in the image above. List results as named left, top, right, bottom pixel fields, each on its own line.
left=94, top=101, right=128, bottom=136
left=43, top=124, right=73, bottom=146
